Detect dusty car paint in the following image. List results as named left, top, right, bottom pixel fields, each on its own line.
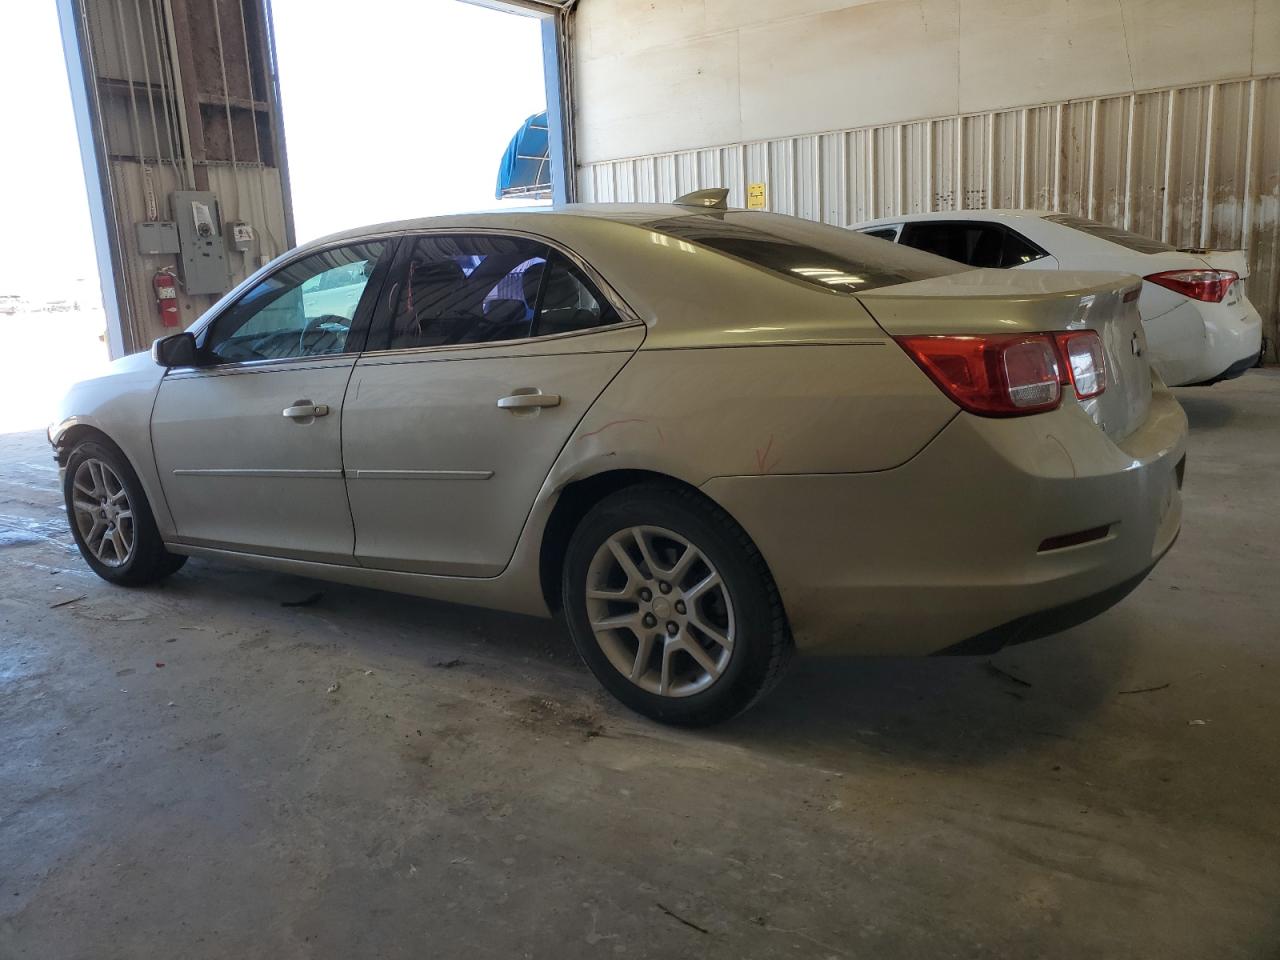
left=52, top=203, right=1186, bottom=657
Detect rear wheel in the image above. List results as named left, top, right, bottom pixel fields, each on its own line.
left=562, top=484, right=792, bottom=726
left=64, top=439, right=186, bottom=586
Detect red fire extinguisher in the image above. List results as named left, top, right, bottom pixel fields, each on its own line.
left=153, top=270, right=180, bottom=327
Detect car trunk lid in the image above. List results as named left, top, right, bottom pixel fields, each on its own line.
left=857, top=268, right=1152, bottom=441
left=1177, top=246, right=1250, bottom=279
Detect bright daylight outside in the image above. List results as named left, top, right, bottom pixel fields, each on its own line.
left=0, top=0, right=545, bottom=435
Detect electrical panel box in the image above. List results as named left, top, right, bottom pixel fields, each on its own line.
left=171, top=191, right=230, bottom=295
left=135, top=221, right=180, bottom=256
left=228, top=221, right=254, bottom=252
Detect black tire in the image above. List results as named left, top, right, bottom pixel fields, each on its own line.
left=63, top=438, right=187, bottom=587
left=562, top=483, right=792, bottom=726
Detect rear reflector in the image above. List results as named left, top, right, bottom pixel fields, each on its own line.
left=1038, top=525, right=1112, bottom=552
left=1145, top=269, right=1238, bottom=303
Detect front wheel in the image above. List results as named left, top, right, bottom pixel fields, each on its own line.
left=64, top=439, right=187, bottom=586
left=562, top=484, right=792, bottom=726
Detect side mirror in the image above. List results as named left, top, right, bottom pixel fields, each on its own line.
left=152, top=332, right=198, bottom=368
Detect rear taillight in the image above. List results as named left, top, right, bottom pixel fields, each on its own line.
left=896, top=330, right=1108, bottom=416
left=1145, top=269, right=1238, bottom=303
left=894, top=334, right=1062, bottom=416
left=1055, top=330, right=1107, bottom=399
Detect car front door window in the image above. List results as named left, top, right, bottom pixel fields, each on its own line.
left=202, top=242, right=387, bottom=363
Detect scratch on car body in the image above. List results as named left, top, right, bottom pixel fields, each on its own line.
left=755, top=434, right=781, bottom=474
left=580, top=419, right=650, bottom=441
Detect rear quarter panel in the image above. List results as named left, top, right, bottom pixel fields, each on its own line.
left=551, top=338, right=958, bottom=488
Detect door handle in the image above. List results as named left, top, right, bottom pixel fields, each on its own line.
left=282, top=401, right=330, bottom=419
left=497, top=392, right=561, bottom=410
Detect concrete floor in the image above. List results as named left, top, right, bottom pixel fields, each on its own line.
left=2, top=374, right=1278, bottom=960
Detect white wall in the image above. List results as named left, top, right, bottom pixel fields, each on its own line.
left=572, top=0, right=1280, bottom=358
left=573, top=0, right=1280, bottom=164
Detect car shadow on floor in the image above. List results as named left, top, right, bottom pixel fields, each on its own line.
left=1174, top=392, right=1235, bottom=430
left=153, top=560, right=1137, bottom=768
left=159, top=558, right=582, bottom=667
left=712, top=627, right=1136, bottom=767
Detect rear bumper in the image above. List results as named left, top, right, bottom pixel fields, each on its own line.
left=1188, top=351, right=1259, bottom=386
left=1146, top=298, right=1263, bottom=386
left=1200, top=297, right=1264, bottom=382
left=702, top=384, right=1187, bottom=656
left=936, top=529, right=1177, bottom=655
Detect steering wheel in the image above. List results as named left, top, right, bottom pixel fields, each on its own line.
left=298, top=314, right=352, bottom=355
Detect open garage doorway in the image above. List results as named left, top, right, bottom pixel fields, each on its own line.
left=0, top=5, right=109, bottom=435
left=270, top=0, right=560, bottom=243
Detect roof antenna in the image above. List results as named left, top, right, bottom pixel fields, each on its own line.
left=673, top=187, right=729, bottom=210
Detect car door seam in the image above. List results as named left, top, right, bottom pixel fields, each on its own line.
left=493, top=326, right=651, bottom=579
left=148, top=368, right=181, bottom=537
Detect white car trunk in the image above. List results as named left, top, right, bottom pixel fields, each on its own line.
left=1178, top=247, right=1250, bottom=280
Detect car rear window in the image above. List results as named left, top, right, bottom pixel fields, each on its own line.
left=645, top=212, right=962, bottom=294
left=1043, top=214, right=1175, bottom=254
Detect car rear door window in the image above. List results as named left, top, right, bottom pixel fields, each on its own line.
left=861, top=227, right=901, bottom=241
left=381, top=235, right=550, bottom=350
left=1000, top=229, right=1046, bottom=266
left=376, top=235, right=624, bottom=350
left=899, top=222, right=999, bottom=267
left=529, top=254, right=620, bottom=337
left=899, top=221, right=1048, bottom=269
left=899, top=222, right=971, bottom=263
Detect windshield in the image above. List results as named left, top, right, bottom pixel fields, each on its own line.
left=646, top=211, right=963, bottom=294
left=1043, top=214, right=1175, bottom=254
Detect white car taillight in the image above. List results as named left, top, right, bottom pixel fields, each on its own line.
left=1145, top=269, right=1239, bottom=303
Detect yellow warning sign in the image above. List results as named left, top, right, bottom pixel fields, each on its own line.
left=747, top=182, right=766, bottom=210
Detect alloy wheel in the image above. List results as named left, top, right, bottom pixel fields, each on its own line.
left=584, top=525, right=736, bottom=697
left=71, top=458, right=135, bottom=568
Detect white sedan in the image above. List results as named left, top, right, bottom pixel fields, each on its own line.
left=855, top=210, right=1263, bottom=387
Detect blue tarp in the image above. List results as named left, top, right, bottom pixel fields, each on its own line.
left=495, top=111, right=551, bottom=200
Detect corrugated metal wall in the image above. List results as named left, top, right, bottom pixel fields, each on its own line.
left=581, top=74, right=1280, bottom=360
